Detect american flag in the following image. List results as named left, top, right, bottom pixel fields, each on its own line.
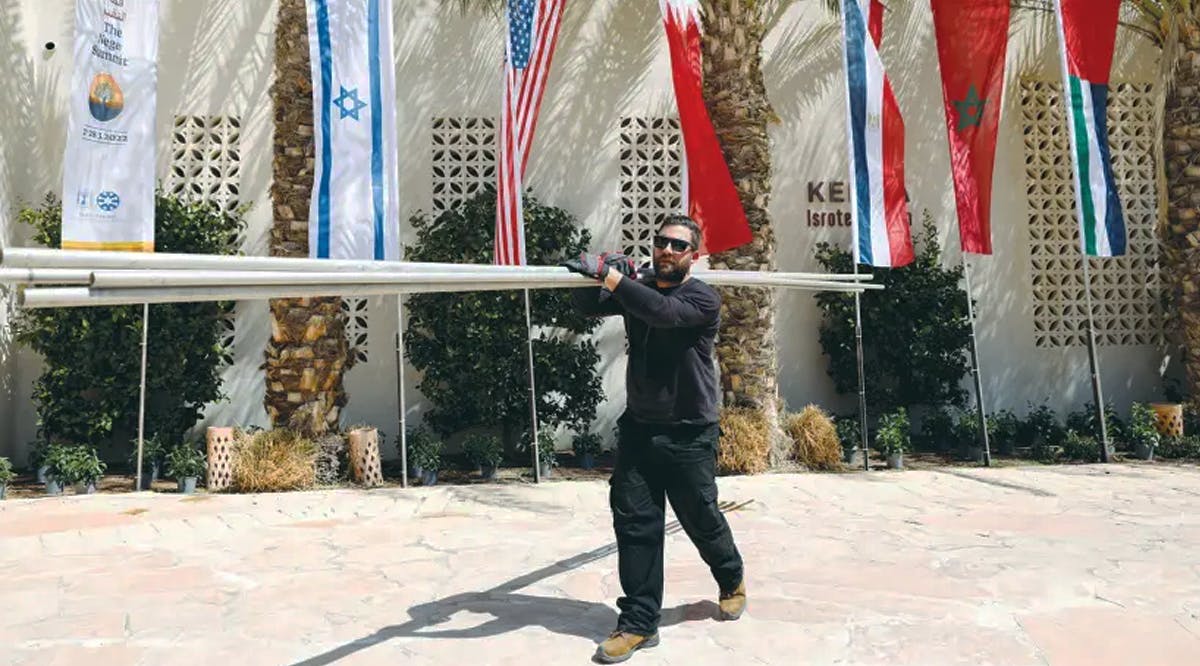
left=495, top=0, right=565, bottom=266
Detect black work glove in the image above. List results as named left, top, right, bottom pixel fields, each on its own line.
left=600, top=252, right=639, bottom=279
left=561, top=252, right=608, bottom=280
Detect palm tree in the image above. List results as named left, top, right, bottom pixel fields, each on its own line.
left=266, top=0, right=353, bottom=437
left=1014, top=1, right=1200, bottom=403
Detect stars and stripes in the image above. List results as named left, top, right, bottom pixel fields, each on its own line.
left=495, top=0, right=565, bottom=266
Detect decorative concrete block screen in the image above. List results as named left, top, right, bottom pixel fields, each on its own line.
left=341, top=296, right=370, bottom=364
left=619, top=116, right=683, bottom=264
left=1020, top=79, right=1163, bottom=348
left=165, top=115, right=242, bottom=363
left=432, top=116, right=497, bottom=213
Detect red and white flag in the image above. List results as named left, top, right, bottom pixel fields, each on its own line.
left=659, top=0, right=752, bottom=255
left=495, top=0, right=566, bottom=266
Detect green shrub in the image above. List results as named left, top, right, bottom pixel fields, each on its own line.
left=834, top=413, right=862, bottom=458
left=1061, top=430, right=1100, bottom=462
left=1128, top=402, right=1161, bottom=452
left=1066, top=402, right=1126, bottom=446
left=403, top=189, right=603, bottom=459
left=989, top=409, right=1021, bottom=455
left=1159, top=435, right=1200, bottom=459
left=1018, top=404, right=1066, bottom=453
left=0, top=457, right=15, bottom=485
left=13, top=193, right=243, bottom=453
left=875, top=408, right=910, bottom=456
left=814, top=214, right=972, bottom=416
left=165, top=442, right=206, bottom=479
left=462, top=433, right=503, bottom=469
left=406, top=426, right=443, bottom=472
left=572, top=431, right=602, bottom=456
left=58, top=446, right=106, bottom=485
left=918, top=409, right=956, bottom=454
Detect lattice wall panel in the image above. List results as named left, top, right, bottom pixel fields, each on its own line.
left=341, top=297, right=370, bottom=364
left=620, top=117, right=683, bottom=264
left=432, top=117, right=496, bottom=213
left=1021, top=80, right=1163, bottom=348
left=166, top=115, right=243, bottom=363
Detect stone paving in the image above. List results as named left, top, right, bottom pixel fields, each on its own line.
left=3, top=463, right=1200, bottom=665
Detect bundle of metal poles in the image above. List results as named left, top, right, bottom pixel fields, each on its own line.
left=0, top=247, right=882, bottom=306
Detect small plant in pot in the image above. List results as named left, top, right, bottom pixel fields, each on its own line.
left=166, top=442, right=206, bottom=494
left=875, top=408, right=910, bottom=470
left=61, top=446, right=106, bottom=494
left=128, top=433, right=166, bottom=489
left=1128, top=402, right=1161, bottom=461
left=0, top=457, right=15, bottom=500
left=533, top=430, right=557, bottom=479
left=835, top=414, right=863, bottom=465
left=463, top=433, right=502, bottom=479
left=402, top=426, right=438, bottom=480
left=41, top=443, right=71, bottom=495
left=572, top=431, right=602, bottom=470
left=409, top=429, right=443, bottom=486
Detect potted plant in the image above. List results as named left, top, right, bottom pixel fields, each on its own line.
left=61, top=446, right=106, bottom=494
left=571, top=431, right=602, bottom=470
left=403, top=426, right=438, bottom=480
left=29, top=439, right=51, bottom=484
left=533, top=430, right=557, bottom=479
left=41, top=443, right=71, bottom=496
left=463, top=433, right=502, bottom=479
left=128, top=433, right=166, bottom=489
left=835, top=415, right=863, bottom=466
left=1129, top=402, right=1161, bottom=461
left=409, top=429, right=443, bottom=486
left=0, top=456, right=14, bottom=500
left=166, top=442, right=206, bottom=494
left=875, top=408, right=910, bottom=470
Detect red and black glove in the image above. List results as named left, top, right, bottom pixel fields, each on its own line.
left=561, top=252, right=609, bottom=280
left=599, top=252, right=639, bottom=279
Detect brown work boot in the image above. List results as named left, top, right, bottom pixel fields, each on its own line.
left=718, top=581, right=747, bottom=620
left=593, top=630, right=660, bottom=663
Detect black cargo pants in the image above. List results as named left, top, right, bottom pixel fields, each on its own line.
left=609, top=414, right=744, bottom=635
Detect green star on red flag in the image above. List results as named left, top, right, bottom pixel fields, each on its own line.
left=954, top=84, right=986, bottom=131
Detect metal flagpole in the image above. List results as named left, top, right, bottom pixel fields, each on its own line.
left=1080, top=257, right=1110, bottom=462
left=135, top=303, right=149, bottom=490
left=395, top=295, right=408, bottom=488
left=524, top=289, right=542, bottom=482
left=961, top=257, right=992, bottom=466
left=852, top=261, right=870, bottom=471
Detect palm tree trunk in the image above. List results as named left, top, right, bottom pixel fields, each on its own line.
left=698, top=1, right=785, bottom=466
left=266, top=0, right=351, bottom=437
left=1164, top=21, right=1200, bottom=410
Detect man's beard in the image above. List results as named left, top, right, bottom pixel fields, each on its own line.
left=655, top=259, right=689, bottom=284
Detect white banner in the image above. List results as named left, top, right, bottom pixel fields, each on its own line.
left=306, top=0, right=400, bottom=260
left=61, top=0, right=158, bottom=252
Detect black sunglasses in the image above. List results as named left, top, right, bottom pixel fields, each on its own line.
left=653, top=235, right=693, bottom=253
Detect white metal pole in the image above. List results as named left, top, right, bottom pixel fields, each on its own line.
left=962, top=257, right=992, bottom=466
left=396, top=294, right=408, bottom=488
left=136, top=303, right=149, bottom=491
left=524, top=289, right=541, bottom=483
left=853, top=261, right=869, bottom=471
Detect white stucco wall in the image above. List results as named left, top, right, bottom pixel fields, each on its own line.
left=0, top=0, right=1176, bottom=464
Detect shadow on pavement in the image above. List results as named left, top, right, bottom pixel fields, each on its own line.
left=290, top=500, right=753, bottom=665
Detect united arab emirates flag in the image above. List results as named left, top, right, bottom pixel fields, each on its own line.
left=931, top=0, right=1009, bottom=255
left=1054, top=0, right=1127, bottom=257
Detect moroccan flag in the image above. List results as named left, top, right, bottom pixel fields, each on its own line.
left=931, top=0, right=1009, bottom=255
left=1054, top=0, right=1126, bottom=257
left=660, top=0, right=752, bottom=255
left=840, top=0, right=913, bottom=268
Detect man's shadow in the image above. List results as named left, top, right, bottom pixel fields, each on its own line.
left=291, top=500, right=753, bottom=665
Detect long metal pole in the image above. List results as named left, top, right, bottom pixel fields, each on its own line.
left=1081, top=257, right=1110, bottom=462
left=524, top=289, right=541, bottom=483
left=962, top=257, right=992, bottom=466
left=135, top=303, right=149, bottom=490
left=853, top=261, right=869, bottom=471
left=395, top=295, right=408, bottom=488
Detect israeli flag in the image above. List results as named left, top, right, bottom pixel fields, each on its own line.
left=307, top=0, right=400, bottom=260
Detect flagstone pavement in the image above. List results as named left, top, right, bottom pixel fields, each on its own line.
left=3, top=463, right=1200, bottom=665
